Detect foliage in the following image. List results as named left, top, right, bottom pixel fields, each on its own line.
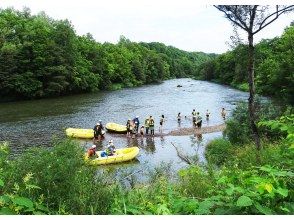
left=0, top=8, right=213, bottom=100
left=1, top=140, right=115, bottom=214
left=224, top=101, right=286, bottom=145
left=205, top=138, right=234, bottom=166
left=0, top=144, right=49, bottom=215
left=258, top=114, right=294, bottom=149
left=196, top=24, right=294, bottom=104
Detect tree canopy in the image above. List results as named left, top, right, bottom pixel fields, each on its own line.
left=0, top=8, right=214, bottom=100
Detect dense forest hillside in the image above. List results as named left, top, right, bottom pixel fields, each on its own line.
left=0, top=8, right=214, bottom=100
left=195, top=22, right=294, bottom=104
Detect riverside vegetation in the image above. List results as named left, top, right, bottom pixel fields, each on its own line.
left=1, top=102, right=293, bottom=215
left=195, top=21, right=294, bottom=104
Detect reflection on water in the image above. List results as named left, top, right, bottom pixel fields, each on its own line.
left=0, top=78, right=250, bottom=172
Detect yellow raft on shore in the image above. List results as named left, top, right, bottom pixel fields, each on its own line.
left=66, top=128, right=94, bottom=139
left=105, top=122, right=127, bottom=133
left=85, top=147, right=140, bottom=165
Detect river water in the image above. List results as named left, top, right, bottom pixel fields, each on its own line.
left=0, top=78, right=249, bottom=173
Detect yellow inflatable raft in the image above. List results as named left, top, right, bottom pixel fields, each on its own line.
left=85, top=147, right=140, bottom=165
left=66, top=128, right=94, bottom=139
left=105, top=122, right=127, bottom=133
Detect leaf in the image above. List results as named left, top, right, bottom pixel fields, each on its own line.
left=0, top=207, right=17, bottom=215
left=12, top=197, right=34, bottom=208
left=254, top=202, right=273, bottom=215
left=276, top=188, right=288, bottom=197
left=236, top=196, right=253, bottom=207
left=196, top=200, right=214, bottom=214
left=225, top=187, right=234, bottom=196
left=264, top=183, right=273, bottom=193
left=0, top=179, right=4, bottom=187
left=36, top=204, right=49, bottom=213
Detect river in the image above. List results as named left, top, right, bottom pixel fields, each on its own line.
left=0, top=78, right=249, bottom=173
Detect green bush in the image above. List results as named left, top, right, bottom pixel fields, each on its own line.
left=205, top=138, right=234, bottom=166
left=1, top=139, right=115, bottom=214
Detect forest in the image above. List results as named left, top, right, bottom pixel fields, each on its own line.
left=195, top=22, right=294, bottom=104
left=0, top=8, right=214, bottom=100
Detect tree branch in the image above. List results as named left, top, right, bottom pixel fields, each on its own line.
left=253, top=5, right=294, bottom=35
left=214, top=6, right=249, bottom=32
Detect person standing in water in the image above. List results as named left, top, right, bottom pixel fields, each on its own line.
left=196, top=112, right=202, bottom=128
left=177, top=112, right=181, bottom=123
left=221, top=108, right=227, bottom=120
left=149, top=116, right=155, bottom=137
left=206, top=110, right=210, bottom=120
left=126, top=119, right=132, bottom=137
left=144, top=117, right=150, bottom=135
left=192, top=109, right=197, bottom=126
left=159, top=115, right=165, bottom=133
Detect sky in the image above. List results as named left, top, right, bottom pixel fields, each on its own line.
left=1, top=0, right=294, bottom=54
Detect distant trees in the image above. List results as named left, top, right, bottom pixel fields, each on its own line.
left=0, top=8, right=214, bottom=100
left=197, top=24, right=294, bottom=102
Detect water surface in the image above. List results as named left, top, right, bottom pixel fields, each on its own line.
left=0, top=78, right=249, bottom=171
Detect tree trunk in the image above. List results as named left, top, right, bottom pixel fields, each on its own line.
left=247, top=33, right=261, bottom=150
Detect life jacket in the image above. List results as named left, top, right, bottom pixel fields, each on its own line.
left=145, top=119, right=149, bottom=127
left=87, top=148, right=95, bottom=157
left=149, top=119, right=154, bottom=126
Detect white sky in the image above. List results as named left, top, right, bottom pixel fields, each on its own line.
left=1, top=0, right=294, bottom=54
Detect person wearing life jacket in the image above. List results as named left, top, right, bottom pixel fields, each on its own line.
left=93, top=123, right=100, bottom=141
left=192, top=109, right=197, bottom=126
left=87, top=145, right=97, bottom=157
left=133, top=116, right=140, bottom=133
left=105, top=140, right=116, bottom=156
left=149, top=116, right=155, bottom=136
left=144, top=118, right=150, bottom=135
left=126, top=119, right=132, bottom=137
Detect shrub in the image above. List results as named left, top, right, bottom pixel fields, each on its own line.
left=205, top=138, right=234, bottom=166
left=2, top=139, right=115, bottom=214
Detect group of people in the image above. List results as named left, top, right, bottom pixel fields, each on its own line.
left=87, top=139, right=116, bottom=158
left=126, top=115, right=157, bottom=138
left=88, top=108, right=227, bottom=157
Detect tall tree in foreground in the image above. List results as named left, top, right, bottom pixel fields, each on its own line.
left=214, top=5, right=294, bottom=150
